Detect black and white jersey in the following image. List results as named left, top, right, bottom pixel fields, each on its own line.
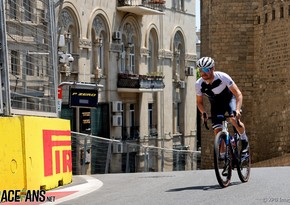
left=195, top=71, right=235, bottom=103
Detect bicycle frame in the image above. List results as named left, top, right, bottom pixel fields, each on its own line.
left=220, top=119, right=239, bottom=161
left=221, top=120, right=230, bottom=144
left=206, top=115, right=250, bottom=187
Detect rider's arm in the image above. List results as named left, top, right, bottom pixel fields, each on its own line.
left=196, top=95, right=206, bottom=114
left=229, top=83, right=243, bottom=118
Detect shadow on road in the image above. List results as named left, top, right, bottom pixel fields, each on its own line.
left=166, top=182, right=241, bottom=192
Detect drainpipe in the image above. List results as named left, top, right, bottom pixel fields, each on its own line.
left=160, top=14, right=164, bottom=172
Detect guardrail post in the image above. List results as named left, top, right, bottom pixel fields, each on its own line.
left=126, top=143, right=130, bottom=173
left=144, top=147, right=148, bottom=172
left=105, top=142, right=112, bottom=174
left=81, top=135, right=88, bottom=174
left=176, top=151, right=180, bottom=171
left=191, top=152, right=194, bottom=170
left=161, top=148, right=164, bottom=172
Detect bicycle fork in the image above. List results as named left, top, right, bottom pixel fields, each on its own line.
left=225, top=134, right=231, bottom=165
left=219, top=133, right=231, bottom=170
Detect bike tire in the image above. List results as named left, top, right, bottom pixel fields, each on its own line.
left=213, top=132, right=232, bottom=188
left=237, top=145, right=251, bottom=183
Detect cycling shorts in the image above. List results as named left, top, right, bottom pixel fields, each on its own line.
left=210, top=96, right=236, bottom=130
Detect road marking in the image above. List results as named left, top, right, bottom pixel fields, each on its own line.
left=43, top=175, right=103, bottom=204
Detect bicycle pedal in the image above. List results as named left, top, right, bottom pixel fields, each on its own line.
left=241, top=153, right=249, bottom=160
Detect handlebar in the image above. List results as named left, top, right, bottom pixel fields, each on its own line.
left=203, top=112, right=242, bottom=130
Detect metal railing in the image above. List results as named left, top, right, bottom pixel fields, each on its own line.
left=71, top=132, right=201, bottom=175
left=117, top=73, right=165, bottom=90
left=117, top=0, right=166, bottom=12
left=0, top=0, right=58, bottom=116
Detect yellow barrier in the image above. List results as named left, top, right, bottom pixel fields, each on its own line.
left=0, top=117, right=25, bottom=190
left=0, top=116, right=72, bottom=191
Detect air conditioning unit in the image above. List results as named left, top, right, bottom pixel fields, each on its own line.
left=179, top=81, right=186, bottom=89
left=186, top=66, right=195, bottom=76
left=112, top=101, right=123, bottom=112
left=113, top=142, right=123, bottom=153
left=112, top=31, right=122, bottom=41
left=112, top=115, right=122, bottom=126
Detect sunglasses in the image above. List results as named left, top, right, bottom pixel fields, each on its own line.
left=199, top=67, right=212, bottom=73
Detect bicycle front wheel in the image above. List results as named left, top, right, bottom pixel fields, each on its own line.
left=237, top=144, right=251, bottom=183
left=213, top=132, right=232, bottom=188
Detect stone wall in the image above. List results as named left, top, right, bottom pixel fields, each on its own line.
left=253, top=0, right=290, bottom=162
left=200, top=0, right=290, bottom=168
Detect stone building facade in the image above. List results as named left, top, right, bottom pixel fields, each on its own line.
left=56, top=0, right=198, bottom=173
left=200, top=0, right=290, bottom=168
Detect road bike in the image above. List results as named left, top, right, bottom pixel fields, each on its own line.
left=204, top=114, right=251, bottom=188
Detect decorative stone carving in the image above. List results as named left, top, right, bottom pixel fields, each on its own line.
left=141, top=47, right=149, bottom=56
left=110, top=43, right=123, bottom=52
left=185, top=54, right=197, bottom=62
left=159, top=49, right=173, bottom=59
left=79, top=39, right=92, bottom=48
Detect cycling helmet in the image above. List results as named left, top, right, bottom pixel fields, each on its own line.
left=196, top=57, right=215, bottom=68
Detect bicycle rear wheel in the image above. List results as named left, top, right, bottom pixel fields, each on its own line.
left=237, top=144, right=251, bottom=183
left=213, top=132, right=232, bottom=188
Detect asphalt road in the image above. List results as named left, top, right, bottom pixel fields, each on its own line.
left=60, top=166, right=290, bottom=205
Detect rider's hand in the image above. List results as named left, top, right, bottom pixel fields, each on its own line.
left=235, top=110, right=242, bottom=120
left=202, top=112, right=208, bottom=121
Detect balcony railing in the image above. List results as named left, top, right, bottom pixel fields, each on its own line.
left=117, top=0, right=166, bottom=15
left=117, top=73, right=165, bottom=92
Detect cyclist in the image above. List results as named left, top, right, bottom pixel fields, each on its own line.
left=195, top=57, right=249, bottom=156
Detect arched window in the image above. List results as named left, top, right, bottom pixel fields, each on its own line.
left=147, top=29, right=158, bottom=74
left=92, top=15, right=108, bottom=79
left=129, top=40, right=135, bottom=73
left=122, top=22, right=138, bottom=74
left=173, top=32, right=184, bottom=80
left=120, top=43, right=125, bottom=73
left=172, top=31, right=185, bottom=134
left=98, top=34, right=104, bottom=70
left=148, top=36, right=153, bottom=73
left=59, top=9, right=78, bottom=77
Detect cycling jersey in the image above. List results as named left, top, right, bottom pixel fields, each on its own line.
left=196, top=71, right=236, bottom=129
left=196, top=71, right=234, bottom=102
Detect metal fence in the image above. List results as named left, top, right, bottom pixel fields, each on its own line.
left=71, top=132, right=201, bottom=175
left=0, top=0, right=57, bottom=116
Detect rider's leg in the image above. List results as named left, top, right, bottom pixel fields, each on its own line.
left=230, top=118, right=247, bottom=140
left=229, top=117, right=244, bottom=134
left=230, top=117, right=248, bottom=152
left=228, top=97, right=249, bottom=152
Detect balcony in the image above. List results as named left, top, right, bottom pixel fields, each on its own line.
left=117, top=73, right=165, bottom=93
left=117, top=0, right=166, bottom=15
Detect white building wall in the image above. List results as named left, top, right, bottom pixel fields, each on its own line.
left=57, top=0, right=197, bottom=172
